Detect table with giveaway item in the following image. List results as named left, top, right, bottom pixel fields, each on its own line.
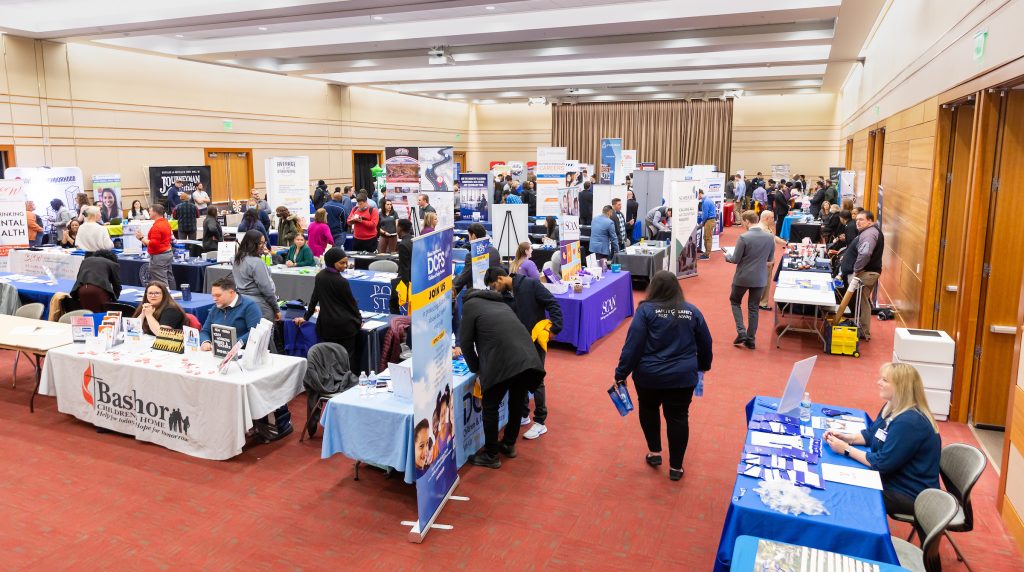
left=205, top=264, right=397, bottom=314
left=551, top=270, right=634, bottom=354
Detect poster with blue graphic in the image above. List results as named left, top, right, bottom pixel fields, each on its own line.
left=410, top=227, right=457, bottom=539
left=458, top=173, right=490, bottom=221
left=599, top=138, right=623, bottom=184
left=470, top=237, right=490, bottom=290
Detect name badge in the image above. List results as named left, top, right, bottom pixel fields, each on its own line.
left=874, top=428, right=888, bottom=443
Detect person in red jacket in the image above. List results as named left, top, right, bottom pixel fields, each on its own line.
left=347, top=192, right=379, bottom=252
left=135, top=204, right=174, bottom=286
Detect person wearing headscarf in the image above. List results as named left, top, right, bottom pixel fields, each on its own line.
left=293, top=247, right=362, bottom=358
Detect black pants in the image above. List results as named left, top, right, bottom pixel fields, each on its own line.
left=322, top=333, right=356, bottom=364
left=636, top=386, right=695, bottom=470
left=482, top=371, right=536, bottom=454
left=883, top=488, right=917, bottom=517
left=596, top=252, right=612, bottom=261
left=522, top=346, right=548, bottom=424
left=352, top=237, right=378, bottom=252
left=730, top=285, right=764, bottom=338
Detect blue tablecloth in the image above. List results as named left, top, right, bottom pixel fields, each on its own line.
left=348, top=272, right=396, bottom=314
left=280, top=310, right=392, bottom=374
left=553, top=271, right=634, bottom=354
left=115, top=255, right=216, bottom=291
left=730, top=536, right=905, bottom=571
left=714, top=397, right=900, bottom=571
left=779, top=215, right=805, bottom=241
left=1, top=272, right=216, bottom=323
left=320, top=369, right=507, bottom=483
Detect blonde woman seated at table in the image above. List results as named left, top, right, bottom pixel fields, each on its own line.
left=824, top=362, right=941, bottom=517
left=285, top=234, right=315, bottom=267
left=131, top=281, right=187, bottom=334
left=75, top=206, right=115, bottom=252
left=509, top=241, right=540, bottom=280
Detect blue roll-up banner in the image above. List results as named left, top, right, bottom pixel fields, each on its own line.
left=409, top=227, right=457, bottom=541
left=599, top=138, right=623, bottom=184
left=470, top=237, right=490, bottom=290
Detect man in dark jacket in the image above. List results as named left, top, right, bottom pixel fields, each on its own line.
left=578, top=181, right=594, bottom=225
left=484, top=267, right=562, bottom=440
left=324, top=190, right=347, bottom=242
left=851, top=210, right=884, bottom=341
left=809, top=181, right=827, bottom=219
left=172, top=193, right=198, bottom=240
left=312, top=180, right=330, bottom=211
left=461, top=287, right=546, bottom=469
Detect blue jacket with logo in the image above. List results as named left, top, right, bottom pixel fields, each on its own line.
left=615, top=300, right=713, bottom=389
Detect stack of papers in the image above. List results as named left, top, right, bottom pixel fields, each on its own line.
left=754, top=539, right=881, bottom=572
left=812, top=416, right=868, bottom=435
left=737, top=463, right=824, bottom=489
left=749, top=432, right=803, bottom=449
left=821, top=464, right=883, bottom=490
left=744, top=444, right=819, bottom=465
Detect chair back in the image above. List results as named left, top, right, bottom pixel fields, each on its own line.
left=368, top=260, right=399, bottom=273
left=104, top=302, right=138, bottom=315
left=915, top=488, right=959, bottom=572
left=185, top=313, right=202, bottom=330
left=452, top=248, right=469, bottom=262
left=0, top=282, right=20, bottom=315
left=940, top=443, right=986, bottom=531
left=14, top=303, right=44, bottom=320
left=59, top=310, right=93, bottom=324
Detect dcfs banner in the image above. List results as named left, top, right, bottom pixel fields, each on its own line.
left=148, top=166, right=211, bottom=207
left=265, top=156, right=311, bottom=226
left=410, top=227, right=457, bottom=538
left=670, top=180, right=700, bottom=279
left=4, top=166, right=84, bottom=226
left=0, top=179, right=29, bottom=256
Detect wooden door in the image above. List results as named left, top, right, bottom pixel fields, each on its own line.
left=454, top=151, right=467, bottom=174
left=206, top=149, right=253, bottom=204
left=970, top=90, right=1024, bottom=428
left=0, top=145, right=15, bottom=172
left=934, top=102, right=976, bottom=334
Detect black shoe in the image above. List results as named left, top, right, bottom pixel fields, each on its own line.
left=733, top=335, right=747, bottom=347
left=743, top=339, right=756, bottom=350
left=699, top=254, right=710, bottom=260
left=759, top=305, right=772, bottom=311
left=499, top=442, right=518, bottom=458
left=645, top=453, right=662, bottom=467
left=470, top=452, right=501, bottom=469
left=669, top=468, right=684, bottom=481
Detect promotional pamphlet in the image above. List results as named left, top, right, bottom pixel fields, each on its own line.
left=152, top=328, right=185, bottom=353
left=71, top=316, right=94, bottom=343
left=211, top=324, right=237, bottom=358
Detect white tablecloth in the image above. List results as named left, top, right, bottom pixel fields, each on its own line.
left=8, top=248, right=83, bottom=280
left=39, top=339, right=307, bottom=460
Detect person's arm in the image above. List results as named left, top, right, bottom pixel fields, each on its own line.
left=249, top=260, right=279, bottom=315
left=853, top=229, right=878, bottom=274
left=537, top=284, right=563, bottom=335
left=725, top=235, right=744, bottom=264
left=199, top=310, right=214, bottom=344
left=102, top=229, right=115, bottom=251
left=452, top=251, right=472, bottom=293
left=110, top=263, right=122, bottom=298
left=614, top=306, right=649, bottom=381
left=460, top=307, right=480, bottom=373
left=693, top=307, right=713, bottom=372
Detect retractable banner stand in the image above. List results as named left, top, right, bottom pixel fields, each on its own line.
left=599, top=138, right=623, bottom=184
left=386, top=146, right=421, bottom=221
left=559, top=185, right=581, bottom=243
left=839, top=171, right=856, bottom=203
left=535, top=147, right=567, bottom=217
left=91, top=174, right=122, bottom=224
left=420, top=146, right=455, bottom=230
left=408, top=227, right=458, bottom=542
left=592, top=185, right=627, bottom=222
left=829, top=167, right=844, bottom=187
left=704, top=172, right=726, bottom=251
left=507, top=161, right=525, bottom=181
left=470, top=237, right=491, bottom=289
left=5, top=167, right=84, bottom=233
left=0, top=179, right=29, bottom=271
left=265, top=156, right=311, bottom=227
left=147, top=166, right=210, bottom=208
left=620, top=150, right=637, bottom=183
left=458, top=173, right=491, bottom=221
left=670, top=180, right=700, bottom=279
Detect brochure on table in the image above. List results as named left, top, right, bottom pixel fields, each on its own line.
left=669, top=180, right=699, bottom=279
left=409, top=226, right=458, bottom=542
left=265, top=156, right=311, bottom=227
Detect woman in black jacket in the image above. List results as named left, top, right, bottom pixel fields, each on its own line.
left=292, top=247, right=362, bottom=358
left=614, top=271, right=713, bottom=481
left=202, top=206, right=223, bottom=252
left=71, top=250, right=123, bottom=312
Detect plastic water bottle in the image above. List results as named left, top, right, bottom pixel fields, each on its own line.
left=800, top=392, right=812, bottom=423
left=358, top=371, right=368, bottom=397
left=694, top=371, right=704, bottom=397
left=368, top=370, right=378, bottom=394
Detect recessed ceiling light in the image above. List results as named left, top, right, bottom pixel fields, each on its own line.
left=258, top=26, right=268, bottom=31
left=372, top=15, right=384, bottom=20
left=174, top=34, right=184, bottom=38
left=485, top=6, right=495, bottom=10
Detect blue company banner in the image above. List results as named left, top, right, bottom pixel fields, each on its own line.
left=410, top=227, right=457, bottom=535
left=469, top=236, right=490, bottom=290
left=599, top=138, right=623, bottom=184
left=458, top=173, right=490, bottom=221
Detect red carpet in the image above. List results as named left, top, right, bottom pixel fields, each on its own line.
left=2, top=224, right=1022, bottom=570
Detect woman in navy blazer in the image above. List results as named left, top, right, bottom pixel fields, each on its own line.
left=615, top=271, right=713, bottom=481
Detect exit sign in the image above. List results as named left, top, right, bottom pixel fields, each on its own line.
left=973, top=30, right=988, bottom=62
left=223, top=119, right=234, bottom=131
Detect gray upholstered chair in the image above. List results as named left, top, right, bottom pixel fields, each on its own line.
left=368, top=260, right=399, bottom=273
left=890, top=489, right=958, bottom=572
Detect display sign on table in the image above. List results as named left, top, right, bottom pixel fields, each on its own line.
left=5, top=167, right=84, bottom=233
left=599, top=138, right=623, bottom=184
left=458, top=173, right=490, bottom=221
left=559, top=185, right=581, bottom=242
left=620, top=150, right=637, bottom=181
left=265, top=156, right=311, bottom=227
left=639, top=162, right=657, bottom=171
left=409, top=227, right=458, bottom=541
left=385, top=147, right=421, bottom=220
left=147, top=166, right=211, bottom=208
left=122, top=221, right=152, bottom=254
left=703, top=171, right=726, bottom=251
left=535, top=147, right=567, bottom=217
left=470, top=237, right=491, bottom=290
left=670, top=180, right=699, bottom=279
left=91, top=174, right=122, bottom=224
left=560, top=240, right=581, bottom=281
left=0, top=180, right=29, bottom=260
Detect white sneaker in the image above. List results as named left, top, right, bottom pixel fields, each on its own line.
left=523, top=423, right=547, bottom=440
left=520, top=416, right=531, bottom=426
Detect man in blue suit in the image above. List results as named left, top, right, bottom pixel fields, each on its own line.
left=590, top=205, right=620, bottom=261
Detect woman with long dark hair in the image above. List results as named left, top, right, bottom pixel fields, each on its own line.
left=131, top=281, right=187, bottom=334
left=614, top=271, right=713, bottom=481
left=99, top=188, right=121, bottom=223
left=202, top=206, right=223, bottom=252
left=544, top=216, right=559, bottom=242
left=129, top=200, right=149, bottom=221
left=237, top=207, right=270, bottom=245
left=377, top=200, right=399, bottom=254
left=232, top=229, right=280, bottom=325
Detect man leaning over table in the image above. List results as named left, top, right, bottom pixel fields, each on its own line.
left=136, top=204, right=174, bottom=287
left=200, top=276, right=293, bottom=441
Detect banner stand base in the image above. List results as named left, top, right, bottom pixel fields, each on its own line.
left=403, top=477, right=468, bottom=543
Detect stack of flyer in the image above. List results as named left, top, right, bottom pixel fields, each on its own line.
left=239, top=319, right=273, bottom=370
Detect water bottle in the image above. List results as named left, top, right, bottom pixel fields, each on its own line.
left=180, top=283, right=192, bottom=302
left=800, top=392, right=812, bottom=423
left=369, top=370, right=378, bottom=394
left=358, top=371, right=368, bottom=397
left=694, top=371, right=704, bottom=397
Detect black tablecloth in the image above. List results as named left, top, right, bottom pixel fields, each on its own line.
left=789, top=222, right=822, bottom=244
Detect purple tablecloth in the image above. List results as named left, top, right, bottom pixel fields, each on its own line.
left=553, top=271, right=634, bottom=354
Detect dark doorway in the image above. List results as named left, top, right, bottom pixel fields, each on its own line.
left=352, top=151, right=382, bottom=195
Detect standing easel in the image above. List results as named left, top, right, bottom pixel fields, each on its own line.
left=495, top=208, right=520, bottom=262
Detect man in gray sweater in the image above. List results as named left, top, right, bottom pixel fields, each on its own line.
left=725, top=210, right=776, bottom=349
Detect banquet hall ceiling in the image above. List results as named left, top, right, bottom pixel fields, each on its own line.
left=0, top=0, right=886, bottom=103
